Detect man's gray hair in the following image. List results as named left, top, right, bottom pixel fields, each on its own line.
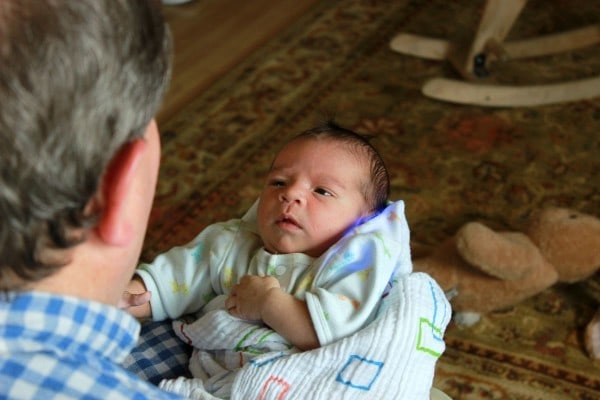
left=0, top=0, right=172, bottom=288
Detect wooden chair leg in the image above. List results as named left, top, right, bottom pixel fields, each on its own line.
left=390, top=25, right=600, bottom=62
left=388, top=0, right=600, bottom=107
left=422, top=76, right=600, bottom=107
left=452, top=0, right=527, bottom=78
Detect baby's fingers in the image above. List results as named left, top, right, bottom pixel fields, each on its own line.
left=119, top=291, right=151, bottom=309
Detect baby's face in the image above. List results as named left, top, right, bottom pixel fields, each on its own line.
left=257, top=138, right=371, bottom=257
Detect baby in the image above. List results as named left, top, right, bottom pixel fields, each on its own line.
left=123, top=121, right=413, bottom=395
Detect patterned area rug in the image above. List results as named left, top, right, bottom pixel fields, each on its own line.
left=145, top=0, right=600, bottom=398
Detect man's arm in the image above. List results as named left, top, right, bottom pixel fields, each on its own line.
left=226, top=275, right=319, bottom=350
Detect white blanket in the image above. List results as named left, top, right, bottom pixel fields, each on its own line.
left=160, top=272, right=451, bottom=400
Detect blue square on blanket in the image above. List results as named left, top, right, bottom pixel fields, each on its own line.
left=336, top=355, right=384, bottom=391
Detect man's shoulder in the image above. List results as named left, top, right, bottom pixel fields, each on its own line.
left=0, top=350, right=183, bottom=399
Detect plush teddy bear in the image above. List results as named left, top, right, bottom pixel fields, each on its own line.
left=411, top=207, right=600, bottom=358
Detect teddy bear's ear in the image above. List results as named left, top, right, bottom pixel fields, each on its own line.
left=455, top=222, right=542, bottom=281
left=526, top=207, right=600, bottom=283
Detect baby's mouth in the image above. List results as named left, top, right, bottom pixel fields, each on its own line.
left=276, top=214, right=301, bottom=230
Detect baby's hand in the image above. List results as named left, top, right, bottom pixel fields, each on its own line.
left=226, top=275, right=280, bottom=321
left=118, top=276, right=152, bottom=319
left=118, top=290, right=151, bottom=309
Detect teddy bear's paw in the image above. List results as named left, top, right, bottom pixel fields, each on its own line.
left=453, top=311, right=481, bottom=326
left=456, top=222, right=540, bottom=281
left=584, top=309, right=600, bottom=360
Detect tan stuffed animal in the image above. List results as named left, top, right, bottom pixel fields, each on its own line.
left=412, top=207, right=600, bottom=358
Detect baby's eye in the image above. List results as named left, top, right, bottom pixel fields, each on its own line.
left=269, top=179, right=286, bottom=187
left=314, top=187, right=333, bottom=197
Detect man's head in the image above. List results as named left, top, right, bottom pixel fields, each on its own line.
left=257, top=121, right=390, bottom=257
left=0, top=0, right=172, bottom=291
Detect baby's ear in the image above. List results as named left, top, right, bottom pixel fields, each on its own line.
left=96, top=139, right=147, bottom=246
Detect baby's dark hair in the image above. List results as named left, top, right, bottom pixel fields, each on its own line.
left=291, top=120, right=390, bottom=212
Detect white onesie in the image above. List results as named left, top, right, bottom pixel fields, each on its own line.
left=136, top=200, right=412, bottom=346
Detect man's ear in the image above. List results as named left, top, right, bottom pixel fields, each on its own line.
left=96, top=139, right=147, bottom=246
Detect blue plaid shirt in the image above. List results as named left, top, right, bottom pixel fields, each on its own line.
left=0, top=291, right=184, bottom=399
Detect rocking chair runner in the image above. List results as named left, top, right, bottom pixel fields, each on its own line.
left=389, top=0, right=600, bottom=107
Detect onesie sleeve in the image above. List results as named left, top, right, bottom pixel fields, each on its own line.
left=136, top=201, right=262, bottom=321
left=305, top=200, right=412, bottom=345
left=136, top=222, right=230, bottom=321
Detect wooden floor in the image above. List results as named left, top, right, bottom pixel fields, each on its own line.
left=159, top=0, right=320, bottom=124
